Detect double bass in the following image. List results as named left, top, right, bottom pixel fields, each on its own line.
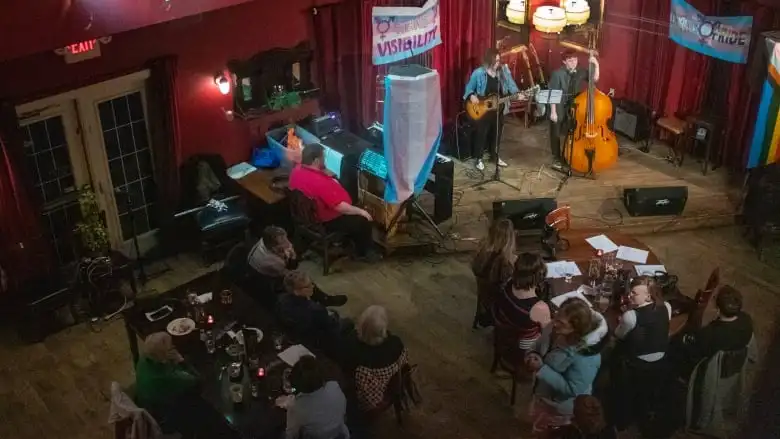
left=562, top=50, right=619, bottom=175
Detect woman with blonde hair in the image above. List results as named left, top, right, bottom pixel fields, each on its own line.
left=344, top=305, right=409, bottom=411
left=471, top=218, right=517, bottom=327
left=135, top=332, right=198, bottom=414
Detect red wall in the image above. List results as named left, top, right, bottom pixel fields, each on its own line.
left=0, top=0, right=339, bottom=166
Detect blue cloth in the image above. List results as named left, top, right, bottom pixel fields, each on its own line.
left=251, top=146, right=285, bottom=169
left=463, top=65, right=520, bottom=114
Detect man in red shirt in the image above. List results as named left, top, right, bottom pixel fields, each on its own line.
left=289, top=144, right=380, bottom=261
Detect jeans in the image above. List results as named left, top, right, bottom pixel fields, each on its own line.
left=324, top=214, right=374, bottom=256
left=473, top=110, right=504, bottom=160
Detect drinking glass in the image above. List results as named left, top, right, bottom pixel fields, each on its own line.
left=564, top=272, right=573, bottom=283
left=230, top=384, right=244, bottom=403
left=273, top=334, right=284, bottom=351
left=220, top=289, right=233, bottom=305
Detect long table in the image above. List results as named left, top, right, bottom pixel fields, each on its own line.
left=122, top=272, right=341, bottom=439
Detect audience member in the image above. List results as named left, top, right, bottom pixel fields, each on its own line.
left=343, top=305, right=409, bottom=412
left=609, top=276, right=671, bottom=432
left=135, top=332, right=198, bottom=411
left=247, top=225, right=347, bottom=307
left=279, top=355, right=350, bottom=439
left=549, top=395, right=617, bottom=439
left=493, top=253, right=551, bottom=349
left=526, top=298, right=603, bottom=433
left=472, top=219, right=517, bottom=326
left=289, top=143, right=381, bottom=262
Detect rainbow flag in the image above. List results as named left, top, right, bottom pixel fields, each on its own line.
left=748, top=41, right=780, bottom=168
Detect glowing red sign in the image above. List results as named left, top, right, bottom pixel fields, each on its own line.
left=67, top=40, right=98, bottom=55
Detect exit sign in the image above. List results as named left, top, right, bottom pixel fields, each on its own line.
left=54, top=36, right=112, bottom=64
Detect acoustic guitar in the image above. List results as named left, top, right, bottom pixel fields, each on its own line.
left=465, top=85, right=539, bottom=121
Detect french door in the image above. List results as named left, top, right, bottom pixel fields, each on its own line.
left=16, top=71, right=158, bottom=264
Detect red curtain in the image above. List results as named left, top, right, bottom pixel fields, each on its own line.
left=145, top=56, right=182, bottom=253
left=0, top=102, right=51, bottom=291
left=625, top=0, right=676, bottom=113
left=433, top=0, right=495, bottom=123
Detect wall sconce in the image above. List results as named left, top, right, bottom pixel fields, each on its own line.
left=505, top=0, right=526, bottom=25
left=533, top=6, right=567, bottom=33
left=214, top=73, right=231, bottom=95
left=564, top=0, right=590, bottom=25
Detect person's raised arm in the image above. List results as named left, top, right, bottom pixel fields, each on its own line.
left=589, top=53, right=600, bottom=83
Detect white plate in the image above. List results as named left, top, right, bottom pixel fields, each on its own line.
left=167, top=318, right=196, bottom=336
left=236, top=327, right=264, bottom=345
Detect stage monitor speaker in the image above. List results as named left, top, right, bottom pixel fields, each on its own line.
left=613, top=99, right=652, bottom=142
left=493, top=198, right=557, bottom=233
left=623, top=186, right=688, bottom=217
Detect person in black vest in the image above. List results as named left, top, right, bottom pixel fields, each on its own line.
left=608, top=276, right=672, bottom=432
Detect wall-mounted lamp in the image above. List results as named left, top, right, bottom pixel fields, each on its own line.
left=215, top=73, right=231, bottom=95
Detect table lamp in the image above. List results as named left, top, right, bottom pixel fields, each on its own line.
left=505, top=0, right=526, bottom=25
left=532, top=6, right=566, bottom=33
left=564, top=0, right=590, bottom=25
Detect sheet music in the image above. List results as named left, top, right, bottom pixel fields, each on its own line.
left=616, top=246, right=649, bottom=264
left=535, top=89, right=563, bottom=104
left=545, top=261, right=582, bottom=279
left=278, top=344, right=315, bottom=366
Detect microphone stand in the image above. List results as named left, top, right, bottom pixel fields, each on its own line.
left=471, top=64, right=523, bottom=193
left=117, top=189, right=148, bottom=285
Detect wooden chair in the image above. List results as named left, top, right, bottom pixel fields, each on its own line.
left=545, top=205, right=571, bottom=231
left=490, top=325, right=529, bottom=405
left=687, top=267, right=720, bottom=330
left=653, top=115, right=690, bottom=166
left=472, top=275, right=494, bottom=329
left=288, top=190, right=346, bottom=276
left=364, top=364, right=422, bottom=426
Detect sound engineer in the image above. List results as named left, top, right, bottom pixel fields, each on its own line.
left=289, top=143, right=383, bottom=262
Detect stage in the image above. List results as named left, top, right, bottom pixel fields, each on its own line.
left=382, top=120, right=740, bottom=253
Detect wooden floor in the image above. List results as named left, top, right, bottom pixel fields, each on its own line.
left=1, top=123, right=776, bottom=439
left=392, top=122, right=739, bottom=251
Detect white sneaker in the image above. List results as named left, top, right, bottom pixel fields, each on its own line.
left=475, top=159, right=485, bottom=171
left=497, top=158, right=508, bottom=167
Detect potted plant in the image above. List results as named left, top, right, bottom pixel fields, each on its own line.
left=75, top=185, right=110, bottom=256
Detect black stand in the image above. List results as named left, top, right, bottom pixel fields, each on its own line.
left=470, top=107, right=523, bottom=193
left=121, top=191, right=148, bottom=285
left=386, top=194, right=445, bottom=239
left=553, top=103, right=593, bottom=191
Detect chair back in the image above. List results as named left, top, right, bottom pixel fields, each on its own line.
left=689, top=267, right=720, bottom=330
left=289, top=190, right=321, bottom=228
left=545, top=205, right=571, bottom=232
left=221, top=242, right=249, bottom=280
left=493, top=324, right=527, bottom=370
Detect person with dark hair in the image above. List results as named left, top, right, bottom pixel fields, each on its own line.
left=289, top=143, right=381, bottom=262
left=525, top=298, right=603, bottom=434
left=549, top=395, right=617, bottom=439
left=463, top=47, right=524, bottom=171
left=609, top=276, right=672, bottom=432
left=492, top=252, right=552, bottom=349
left=471, top=219, right=517, bottom=326
left=280, top=355, right=350, bottom=439
left=548, top=49, right=600, bottom=170
left=675, top=285, right=754, bottom=378
left=246, top=225, right=347, bottom=307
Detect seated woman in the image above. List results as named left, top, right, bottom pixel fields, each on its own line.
left=471, top=219, right=516, bottom=327
left=493, top=252, right=551, bottom=350
left=276, top=270, right=350, bottom=351
left=343, top=305, right=409, bottom=412
left=549, top=395, right=617, bottom=439
left=674, top=285, right=754, bottom=378
left=281, top=355, right=350, bottom=439
left=609, top=275, right=672, bottom=431
left=525, top=298, right=603, bottom=433
left=247, top=225, right=346, bottom=308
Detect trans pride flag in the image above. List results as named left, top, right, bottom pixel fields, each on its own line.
left=748, top=39, right=780, bottom=168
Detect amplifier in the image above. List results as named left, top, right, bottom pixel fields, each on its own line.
left=493, top=198, right=557, bottom=232
left=613, top=99, right=652, bottom=142
left=623, top=186, right=688, bottom=217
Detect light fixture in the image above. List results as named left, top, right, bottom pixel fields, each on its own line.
left=564, top=0, right=590, bottom=25
left=505, top=0, right=526, bottom=25
left=532, top=6, right=566, bottom=33
left=214, top=73, right=230, bottom=95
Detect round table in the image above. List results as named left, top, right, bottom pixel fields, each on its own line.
left=549, top=229, right=688, bottom=336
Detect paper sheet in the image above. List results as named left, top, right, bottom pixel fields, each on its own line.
left=551, top=289, right=592, bottom=308
left=616, top=246, right=649, bottom=264
left=635, top=265, right=667, bottom=276
left=585, top=234, right=619, bottom=253
left=545, top=261, right=582, bottom=279
left=278, top=344, right=315, bottom=366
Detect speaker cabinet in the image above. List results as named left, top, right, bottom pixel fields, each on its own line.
left=623, top=186, right=688, bottom=217
left=613, top=99, right=652, bottom=142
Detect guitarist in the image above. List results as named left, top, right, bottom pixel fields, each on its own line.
left=548, top=49, right=600, bottom=170
left=463, top=48, right=526, bottom=171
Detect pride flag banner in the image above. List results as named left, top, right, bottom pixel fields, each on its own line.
left=669, top=0, right=753, bottom=64
left=747, top=40, right=780, bottom=169
left=372, top=0, right=441, bottom=66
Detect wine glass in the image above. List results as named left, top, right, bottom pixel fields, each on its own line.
left=564, top=272, right=573, bottom=284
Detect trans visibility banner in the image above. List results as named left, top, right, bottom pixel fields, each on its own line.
left=372, top=0, right=441, bottom=66
left=669, top=0, right=753, bottom=64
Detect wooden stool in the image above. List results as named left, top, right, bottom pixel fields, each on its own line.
left=655, top=116, right=688, bottom=166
